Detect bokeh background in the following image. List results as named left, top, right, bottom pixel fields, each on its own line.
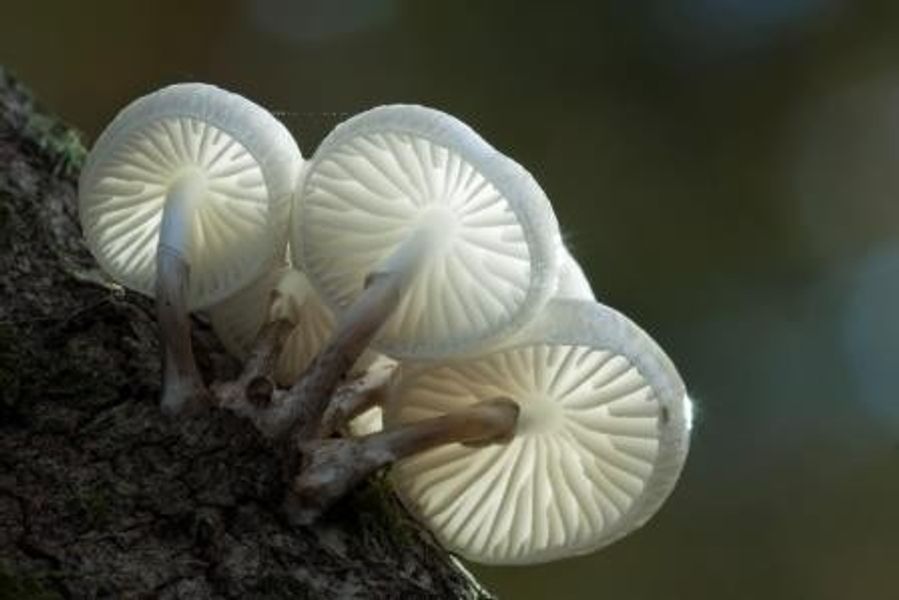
left=2, top=0, right=898, bottom=597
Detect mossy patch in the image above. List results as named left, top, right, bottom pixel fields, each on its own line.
left=23, top=113, right=85, bottom=177
left=0, top=66, right=85, bottom=177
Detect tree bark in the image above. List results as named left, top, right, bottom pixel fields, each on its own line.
left=0, top=68, right=493, bottom=600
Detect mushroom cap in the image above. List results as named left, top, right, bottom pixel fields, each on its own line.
left=79, top=83, right=301, bottom=309
left=210, top=263, right=379, bottom=387
left=293, top=104, right=560, bottom=359
left=347, top=405, right=384, bottom=437
left=556, top=246, right=595, bottom=301
left=384, top=299, right=690, bottom=565
left=208, top=264, right=336, bottom=386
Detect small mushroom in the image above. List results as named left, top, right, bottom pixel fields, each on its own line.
left=287, top=104, right=560, bottom=428
left=210, top=262, right=397, bottom=436
left=79, top=83, right=301, bottom=413
left=384, top=298, right=690, bottom=564
left=345, top=404, right=384, bottom=437
left=209, top=263, right=345, bottom=387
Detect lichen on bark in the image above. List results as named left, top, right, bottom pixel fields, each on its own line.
left=0, top=67, right=492, bottom=600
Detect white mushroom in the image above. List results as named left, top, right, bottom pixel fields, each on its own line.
left=79, top=83, right=301, bottom=413
left=556, top=245, right=595, bottom=300
left=285, top=104, right=560, bottom=431
left=385, top=298, right=690, bottom=564
left=345, top=404, right=384, bottom=437
left=209, top=263, right=343, bottom=387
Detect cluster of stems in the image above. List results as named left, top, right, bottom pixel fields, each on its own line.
left=156, top=243, right=519, bottom=523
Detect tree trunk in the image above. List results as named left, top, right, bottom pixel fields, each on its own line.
left=0, top=68, right=492, bottom=600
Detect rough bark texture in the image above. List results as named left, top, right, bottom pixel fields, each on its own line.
left=0, top=68, right=492, bottom=600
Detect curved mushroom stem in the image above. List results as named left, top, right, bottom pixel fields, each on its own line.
left=285, top=397, right=519, bottom=525
left=272, top=269, right=402, bottom=439
left=277, top=224, right=438, bottom=440
left=157, top=248, right=209, bottom=415
left=155, top=172, right=208, bottom=415
left=213, top=317, right=295, bottom=421
left=318, top=357, right=395, bottom=438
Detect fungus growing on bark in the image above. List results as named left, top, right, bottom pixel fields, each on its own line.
left=210, top=262, right=351, bottom=387
left=77, top=87, right=691, bottom=554
left=283, top=104, right=561, bottom=433
left=210, top=262, right=390, bottom=435
left=79, top=83, right=301, bottom=414
left=385, top=299, right=690, bottom=564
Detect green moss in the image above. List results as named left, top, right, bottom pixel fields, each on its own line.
left=23, top=112, right=85, bottom=176
left=0, top=69, right=83, bottom=175
left=0, top=563, right=60, bottom=600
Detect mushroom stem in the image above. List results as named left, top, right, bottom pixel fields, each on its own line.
left=158, top=171, right=205, bottom=254
left=367, top=219, right=437, bottom=290
left=272, top=269, right=403, bottom=439
left=213, top=317, right=295, bottom=418
left=318, top=358, right=395, bottom=438
left=285, top=397, right=519, bottom=525
left=155, top=172, right=208, bottom=415
left=278, top=222, right=442, bottom=440
left=156, top=247, right=209, bottom=415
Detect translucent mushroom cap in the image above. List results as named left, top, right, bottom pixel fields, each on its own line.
left=385, top=299, right=690, bottom=565
left=79, top=83, right=302, bottom=309
left=210, top=262, right=383, bottom=387
left=556, top=246, right=595, bottom=301
left=293, top=104, right=560, bottom=359
left=346, top=405, right=384, bottom=437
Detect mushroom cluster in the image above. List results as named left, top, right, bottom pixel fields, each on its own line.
left=78, top=83, right=691, bottom=565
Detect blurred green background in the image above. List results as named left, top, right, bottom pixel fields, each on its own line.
left=2, top=0, right=898, bottom=597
